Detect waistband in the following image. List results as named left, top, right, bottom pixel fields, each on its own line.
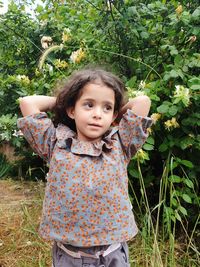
left=57, top=242, right=121, bottom=259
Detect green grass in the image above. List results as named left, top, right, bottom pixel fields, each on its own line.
left=128, top=157, right=200, bottom=267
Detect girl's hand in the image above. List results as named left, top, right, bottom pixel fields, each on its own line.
left=19, top=96, right=56, bottom=117
left=117, top=96, right=151, bottom=121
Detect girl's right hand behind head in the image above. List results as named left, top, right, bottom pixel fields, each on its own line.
left=19, top=96, right=56, bottom=117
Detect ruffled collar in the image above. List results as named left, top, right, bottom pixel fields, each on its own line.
left=56, top=124, right=118, bottom=156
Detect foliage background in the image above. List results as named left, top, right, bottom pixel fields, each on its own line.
left=0, top=0, right=199, bottom=266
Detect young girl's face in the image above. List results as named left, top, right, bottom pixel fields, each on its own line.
left=67, top=82, right=117, bottom=142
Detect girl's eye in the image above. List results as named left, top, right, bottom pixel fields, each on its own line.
left=84, top=102, right=93, bottom=108
left=104, top=105, right=113, bottom=112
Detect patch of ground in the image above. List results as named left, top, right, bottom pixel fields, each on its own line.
left=0, top=179, right=51, bottom=267
left=0, top=179, right=36, bottom=207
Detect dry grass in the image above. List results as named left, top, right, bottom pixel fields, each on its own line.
left=0, top=179, right=51, bottom=267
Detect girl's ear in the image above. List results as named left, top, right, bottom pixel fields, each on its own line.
left=66, top=107, right=75, bottom=119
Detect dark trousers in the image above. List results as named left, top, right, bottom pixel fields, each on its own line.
left=52, top=242, right=130, bottom=267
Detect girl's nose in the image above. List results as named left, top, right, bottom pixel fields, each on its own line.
left=93, top=107, right=102, bottom=119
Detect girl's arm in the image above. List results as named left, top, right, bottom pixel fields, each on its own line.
left=118, top=96, right=152, bottom=160
left=19, top=96, right=56, bottom=117
left=118, top=96, right=151, bottom=119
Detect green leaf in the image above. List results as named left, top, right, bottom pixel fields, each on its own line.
left=174, top=55, right=182, bottom=67
left=169, top=175, right=182, bottom=183
left=192, top=27, right=200, bottom=35
left=168, top=105, right=178, bottom=116
left=126, top=76, right=137, bottom=88
left=128, top=6, right=140, bottom=18
left=183, top=179, right=194, bottom=189
left=182, top=65, right=188, bottom=72
left=132, top=29, right=139, bottom=38
left=159, top=143, right=168, bottom=152
left=179, top=206, right=188, bottom=216
left=146, top=136, right=154, bottom=145
left=160, top=45, right=169, bottom=50
left=180, top=160, right=194, bottom=168
left=143, top=143, right=154, bottom=151
left=129, top=169, right=139, bottom=178
left=180, top=138, right=194, bottom=150
left=157, top=104, right=169, bottom=113
left=141, top=31, right=149, bottom=39
left=182, top=194, right=192, bottom=204
left=190, top=84, right=200, bottom=90
left=171, top=215, right=176, bottom=223
left=171, top=198, right=178, bottom=207
left=170, top=47, right=178, bottom=56
left=170, top=69, right=179, bottom=78
left=149, top=94, right=160, bottom=101
left=175, top=211, right=181, bottom=221
left=171, top=161, right=178, bottom=170
left=188, top=77, right=200, bottom=87
left=191, top=7, right=200, bottom=21
left=177, top=69, right=184, bottom=79
left=35, top=5, right=43, bottom=13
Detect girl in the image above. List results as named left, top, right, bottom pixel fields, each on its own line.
left=18, top=68, right=152, bottom=267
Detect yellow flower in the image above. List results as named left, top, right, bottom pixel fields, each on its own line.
left=173, top=85, right=190, bottom=106
left=70, top=48, right=86, bottom=64
left=188, top=133, right=194, bottom=138
left=151, top=113, right=161, bottom=123
left=16, top=75, right=30, bottom=85
left=41, top=36, right=52, bottom=49
left=126, top=87, right=146, bottom=98
left=135, top=149, right=149, bottom=162
left=147, top=127, right=152, bottom=135
left=139, top=80, right=146, bottom=89
left=176, top=5, right=183, bottom=16
left=62, top=28, right=71, bottom=43
left=164, top=117, right=179, bottom=131
left=171, top=118, right=179, bottom=128
left=54, top=59, right=68, bottom=69
left=35, top=68, right=40, bottom=76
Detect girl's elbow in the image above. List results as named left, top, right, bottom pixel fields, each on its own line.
left=142, top=96, right=151, bottom=116
left=19, top=97, right=38, bottom=116
left=130, top=96, right=151, bottom=117
left=143, top=96, right=151, bottom=108
left=19, top=98, right=28, bottom=116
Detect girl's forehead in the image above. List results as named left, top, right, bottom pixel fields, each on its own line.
left=77, top=83, right=115, bottom=105
left=78, top=82, right=115, bottom=101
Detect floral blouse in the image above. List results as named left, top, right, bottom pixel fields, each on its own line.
left=17, top=109, right=152, bottom=247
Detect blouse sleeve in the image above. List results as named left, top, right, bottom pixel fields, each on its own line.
left=17, top=112, right=56, bottom=163
left=118, top=109, right=153, bottom=161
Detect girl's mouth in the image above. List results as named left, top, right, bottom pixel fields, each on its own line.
left=88, top=123, right=102, bottom=128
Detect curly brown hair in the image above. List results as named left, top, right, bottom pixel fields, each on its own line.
left=53, top=68, right=125, bottom=131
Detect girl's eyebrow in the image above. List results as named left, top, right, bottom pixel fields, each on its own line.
left=104, top=101, right=115, bottom=106
left=82, top=98, right=114, bottom=106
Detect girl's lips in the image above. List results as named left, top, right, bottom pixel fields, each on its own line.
left=88, top=123, right=102, bottom=128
